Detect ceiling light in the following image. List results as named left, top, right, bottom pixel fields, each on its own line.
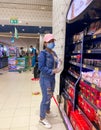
left=41, top=6, right=45, bottom=10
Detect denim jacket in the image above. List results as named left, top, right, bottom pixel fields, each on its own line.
left=38, top=50, right=58, bottom=77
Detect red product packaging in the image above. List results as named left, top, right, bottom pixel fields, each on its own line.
left=85, top=102, right=96, bottom=122
left=73, top=111, right=91, bottom=130
left=70, top=112, right=76, bottom=128
left=66, top=100, right=72, bottom=117
left=96, top=100, right=101, bottom=109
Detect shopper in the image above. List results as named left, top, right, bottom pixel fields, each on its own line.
left=33, top=49, right=40, bottom=79
left=30, top=46, right=39, bottom=80
left=19, top=47, right=25, bottom=57
left=30, top=45, right=36, bottom=67
left=38, top=33, right=62, bottom=129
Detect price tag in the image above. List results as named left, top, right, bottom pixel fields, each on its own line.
left=93, top=35, right=96, bottom=39
left=95, top=67, right=99, bottom=71
left=87, top=50, right=91, bottom=53
left=83, top=64, right=86, bottom=68
left=97, top=110, right=101, bottom=115
left=92, top=126, right=96, bottom=130
left=92, top=84, right=95, bottom=88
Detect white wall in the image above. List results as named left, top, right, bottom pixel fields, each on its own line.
left=53, top=0, right=71, bottom=95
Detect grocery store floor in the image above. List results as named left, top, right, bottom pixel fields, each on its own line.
left=0, top=69, right=66, bottom=130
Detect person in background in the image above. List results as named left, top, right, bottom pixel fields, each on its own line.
left=30, top=45, right=39, bottom=80
left=38, top=33, right=62, bottom=129
left=30, top=45, right=36, bottom=67
left=19, top=47, right=25, bottom=57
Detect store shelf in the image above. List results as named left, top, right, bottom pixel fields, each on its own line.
left=73, top=40, right=82, bottom=44
left=92, top=33, right=101, bottom=40
left=83, top=64, right=101, bottom=71
left=68, top=70, right=79, bottom=79
left=69, top=61, right=81, bottom=67
left=72, top=50, right=81, bottom=54
left=59, top=105, right=74, bottom=130
left=81, top=79, right=101, bottom=92
left=85, top=49, right=101, bottom=54
left=77, top=106, right=98, bottom=130
left=65, top=79, right=74, bottom=89
left=63, top=89, right=74, bottom=105
left=80, top=94, right=101, bottom=111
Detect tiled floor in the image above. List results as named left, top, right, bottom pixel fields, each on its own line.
left=0, top=70, right=66, bottom=130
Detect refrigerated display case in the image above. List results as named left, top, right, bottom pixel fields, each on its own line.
left=59, top=0, right=101, bottom=130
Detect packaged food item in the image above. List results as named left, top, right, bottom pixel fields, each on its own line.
left=66, top=100, right=73, bottom=117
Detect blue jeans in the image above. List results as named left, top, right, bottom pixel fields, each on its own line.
left=40, top=75, right=55, bottom=119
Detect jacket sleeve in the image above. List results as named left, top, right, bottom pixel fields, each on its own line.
left=38, top=51, right=53, bottom=75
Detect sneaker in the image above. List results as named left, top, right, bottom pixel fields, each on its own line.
left=46, top=111, right=57, bottom=118
left=39, top=118, right=52, bottom=129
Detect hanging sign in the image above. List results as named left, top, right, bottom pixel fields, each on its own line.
left=67, top=0, right=93, bottom=21
left=10, top=17, right=18, bottom=24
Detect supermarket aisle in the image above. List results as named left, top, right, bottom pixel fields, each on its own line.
left=0, top=71, right=66, bottom=130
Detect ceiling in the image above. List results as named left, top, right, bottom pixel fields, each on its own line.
left=0, top=0, right=53, bottom=47
left=0, top=0, right=52, bottom=11
left=0, top=0, right=52, bottom=26
left=0, top=0, right=52, bottom=34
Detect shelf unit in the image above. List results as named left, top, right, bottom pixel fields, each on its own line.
left=58, top=0, right=101, bottom=130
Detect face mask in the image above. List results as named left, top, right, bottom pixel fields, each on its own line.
left=47, top=42, right=55, bottom=49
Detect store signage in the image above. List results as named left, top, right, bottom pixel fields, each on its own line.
left=10, top=17, right=18, bottom=24
left=67, top=0, right=93, bottom=21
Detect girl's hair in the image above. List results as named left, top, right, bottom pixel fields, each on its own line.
left=43, top=42, right=46, bottom=49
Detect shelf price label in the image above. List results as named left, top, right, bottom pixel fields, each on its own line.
left=92, top=84, right=95, bottom=88
left=97, top=110, right=101, bottom=115
left=87, top=50, right=91, bottom=53
left=94, top=67, right=99, bottom=71
left=93, top=35, right=96, bottom=39
left=83, top=64, right=86, bottom=68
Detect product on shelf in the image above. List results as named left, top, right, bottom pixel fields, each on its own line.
left=97, top=112, right=101, bottom=130
left=68, top=87, right=74, bottom=99
left=66, top=100, right=73, bottom=117
left=80, top=80, right=101, bottom=107
left=78, top=95, right=97, bottom=123
left=84, top=58, right=101, bottom=67
left=71, top=54, right=81, bottom=63
left=82, top=71, right=101, bottom=88
left=70, top=110, right=91, bottom=130
left=87, top=20, right=101, bottom=35
left=73, top=32, right=83, bottom=42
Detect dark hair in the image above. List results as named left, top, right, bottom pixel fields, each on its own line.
left=30, top=45, right=33, bottom=48
left=20, top=47, right=23, bottom=49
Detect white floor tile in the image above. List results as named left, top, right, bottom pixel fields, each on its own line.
left=10, top=116, right=29, bottom=127
left=10, top=127, right=29, bottom=130
left=0, top=71, right=66, bottom=130
left=0, top=109, right=15, bottom=117
left=0, top=117, right=12, bottom=129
